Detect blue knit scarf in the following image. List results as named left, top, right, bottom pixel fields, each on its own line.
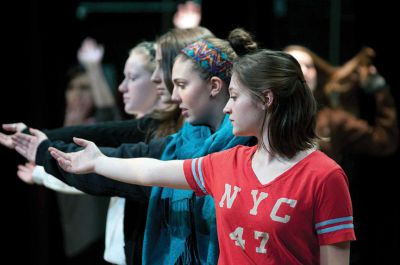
left=142, top=115, right=252, bottom=264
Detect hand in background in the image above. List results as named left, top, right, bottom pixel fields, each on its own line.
left=17, top=162, right=36, bottom=184
left=49, top=137, right=103, bottom=174
left=77, top=37, right=104, bottom=66
left=173, top=1, right=201, bottom=29
left=0, top=122, right=28, bottom=149
left=12, top=128, right=48, bottom=162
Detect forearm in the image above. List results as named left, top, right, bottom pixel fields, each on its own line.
left=94, top=156, right=189, bottom=190
left=85, top=63, right=116, bottom=107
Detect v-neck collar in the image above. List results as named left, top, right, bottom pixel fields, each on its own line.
left=245, top=146, right=318, bottom=187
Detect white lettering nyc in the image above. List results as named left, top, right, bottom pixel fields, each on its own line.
left=219, top=184, right=297, bottom=222
left=221, top=184, right=298, bottom=253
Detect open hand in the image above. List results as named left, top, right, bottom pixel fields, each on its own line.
left=12, top=128, right=48, bottom=162
left=16, top=162, right=36, bottom=184
left=49, top=137, right=103, bottom=174
left=0, top=122, right=27, bottom=149
left=173, top=1, right=201, bottom=29
left=77, top=37, right=104, bottom=66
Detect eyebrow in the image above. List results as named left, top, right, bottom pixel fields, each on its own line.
left=228, top=86, right=236, bottom=92
left=172, top=78, right=186, bottom=84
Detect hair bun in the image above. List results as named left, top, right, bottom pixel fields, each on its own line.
left=228, top=28, right=258, bottom=56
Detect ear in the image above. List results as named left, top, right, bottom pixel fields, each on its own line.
left=263, top=90, right=274, bottom=108
left=209, top=76, right=224, bottom=97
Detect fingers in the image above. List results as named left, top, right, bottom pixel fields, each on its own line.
left=17, top=163, right=34, bottom=184
left=11, top=133, right=33, bottom=149
left=29, top=128, right=47, bottom=139
left=49, top=149, right=72, bottom=171
left=0, top=132, right=7, bottom=140
left=17, top=163, right=32, bottom=172
left=2, top=123, right=17, bottom=132
left=2, top=123, right=27, bottom=132
left=49, top=148, right=72, bottom=171
left=48, top=147, right=71, bottom=161
left=73, top=137, right=91, bottom=147
left=0, top=132, right=13, bottom=148
left=17, top=164, right=26, bottom=171
left=57, top=157, right=72, bottom=171
left=11, top=133, right=38, bottom=162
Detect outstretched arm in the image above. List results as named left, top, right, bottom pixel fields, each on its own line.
left=35, top=138, right=166, bottom=200
left=49, top=137, right=190, bottom=190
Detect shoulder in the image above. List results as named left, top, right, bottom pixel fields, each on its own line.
left=208, top=145, right=254, bottom=161
left=305, top=150, right=346, bottom=179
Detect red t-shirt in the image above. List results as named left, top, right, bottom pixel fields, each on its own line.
left=183, top=145, right=355, bottom=265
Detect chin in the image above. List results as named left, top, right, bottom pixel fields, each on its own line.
left=232, top=128, right=242, bottom=136
left=183, top=116, right=193, bottom=123
left=233, top=129, right=252, bottom=137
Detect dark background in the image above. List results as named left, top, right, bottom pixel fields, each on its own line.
left=1, top=0, right=398, bottom=264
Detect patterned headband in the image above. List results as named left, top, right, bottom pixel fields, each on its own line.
left=181, top=39, right=233, bottom=84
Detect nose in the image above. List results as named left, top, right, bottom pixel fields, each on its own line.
left=223, top=99, right=232, bottom=114
left=151, top=66, right=161, bottom=84
left=171, top=86, right=181, bottom=103
left=118, top=79, right=127, bottom=92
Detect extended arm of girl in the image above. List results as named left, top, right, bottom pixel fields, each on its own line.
left=49, top=137, right=190, bottom=190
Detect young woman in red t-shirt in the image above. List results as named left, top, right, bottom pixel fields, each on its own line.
left=48, top=48, right=355, bottom=265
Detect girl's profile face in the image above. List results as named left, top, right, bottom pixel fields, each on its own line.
left=224, top=73, right=265, bottom=137
left=171, top=57, right=214, bottom=126
left=118, top=52, right=158, bottom=116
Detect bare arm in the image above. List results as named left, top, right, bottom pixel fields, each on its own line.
left=49, top=137, right=190, bottom=190
left=320, top=242, right=350, bottom=265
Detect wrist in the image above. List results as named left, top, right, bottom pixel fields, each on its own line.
left=94, top=154, right=107, bottom=174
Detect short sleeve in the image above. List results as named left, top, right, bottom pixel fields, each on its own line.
left=184, top=156, right=211, bottom=196
left=314, top=169, right=356, bottom=245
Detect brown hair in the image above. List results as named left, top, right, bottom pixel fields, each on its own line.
left=157, top=27, right=214, bottom=94
left=151, top=27, right=215, bottom=138
left=233, top=49, right=317, bottom=158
